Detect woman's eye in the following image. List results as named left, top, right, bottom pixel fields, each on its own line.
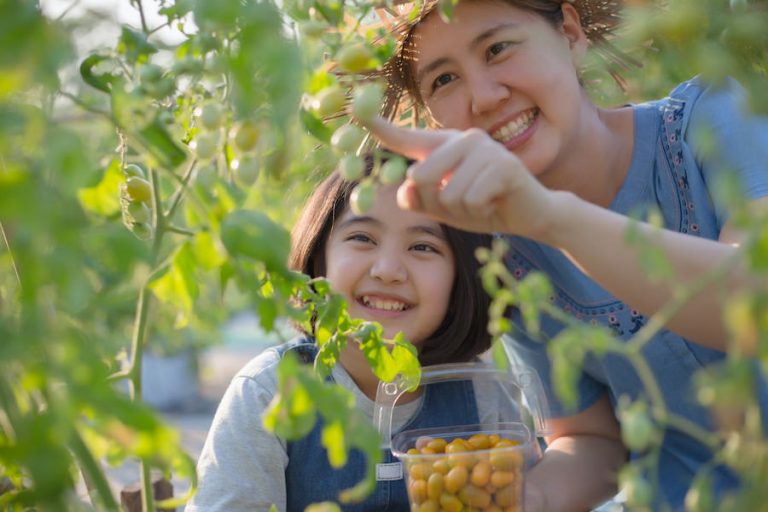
left=431, top=73, right=455, bottom=91
left=411, top=243, right=439, bottom=253
left=487, top=41, right=511, bottom=59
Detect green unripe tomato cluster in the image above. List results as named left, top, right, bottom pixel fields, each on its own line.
left=233, top=121, right=261, bottom=152
left=379, top=157, right=407, bottom=185
left=199, top=103, right=225, bottom=131
left=352, top=82, right=384, bottom=123
left=336, top=43, right=375, bottom=73
left=338, top=154, right=364, bottom=181
left=350, top=181, right=375, bottom=215
left=235, top=157, right=260, bottom=186
left=314, top=86, right=346, bottom=118
left=120, top=164, right=155, bottom=240
left=331, top=124, right=365, bottom=153
left=195, top=132, right=219, bottom=161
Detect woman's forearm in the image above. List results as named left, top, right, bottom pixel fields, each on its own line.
left=525, top=434, right=626, bottom=512
left=539, top=191, right=752, bottom=352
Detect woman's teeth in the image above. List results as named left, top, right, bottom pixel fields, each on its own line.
left=492, top=110, right=536, bottom=143
left=361, top=296, right=408, bottom=311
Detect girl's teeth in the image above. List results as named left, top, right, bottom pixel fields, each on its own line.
left=362, top=296, right=407, bottom=311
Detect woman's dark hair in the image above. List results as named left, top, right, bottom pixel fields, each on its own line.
left=380, top=0, right=628, bottom=123
left=289, top=156, right=493, bottom=365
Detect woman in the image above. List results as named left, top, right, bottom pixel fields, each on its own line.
left=363, top=0, right=768, bottom=510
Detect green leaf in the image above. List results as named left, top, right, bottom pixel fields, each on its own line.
left=263, top=355, right=317, bottom=439
left=358, top=325, right=421, bottom=386
left=321, top=419, right=347, bottom=468
left=117, top=26, right=157, bottom=64
left=149, top=242, right=199, bottom=326
left=192, top=231, right=226, bottom=271
left=316, top=293, right=345, bottom=346
left=77, top=160, right=123, bottom=216
left=314, top=0, right=344, bottom=26
left=299, top=108, right=333, bottom=143
left=79, top=54, right=119, bottom=93
left=136, top=118, right=188, bottom=170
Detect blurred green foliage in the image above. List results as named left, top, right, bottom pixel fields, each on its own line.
left=0, top=0, right=767, bottom=510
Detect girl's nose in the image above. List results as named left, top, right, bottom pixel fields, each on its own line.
left=468, top=70, right=510, bottom=117
left=370, top=251, right=407, bottom=283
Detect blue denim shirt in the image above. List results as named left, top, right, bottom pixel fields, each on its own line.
left=504, top=77, right=768, bottom=510
left=278, top=338, right=480, bottom=511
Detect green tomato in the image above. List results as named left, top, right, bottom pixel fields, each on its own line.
left=379, top=157, right=407, bottom=185
left=300, top=20, right=327, bottom=38
left=125, top=176, right=153, bottom=203
left=352, top=82, right=383, bottom=123
left=620, top=406, right=655, bottom=452
left=235, top=157, right=260, bottom=186
left=195, top=133, right=219, bottom=161
left=338, top=154, right=364, bottom=181
left=349, top=182, right=375, bottom=215
left=139, top=64, right=164, bottom=84
left=314, top=86, right=346, bottom=118
left=331, top=124, right=365, bottom=153
left=233, top=121, right=261, bottom=152
left=622, top=473, right=653, bottom=507
left=220, top=209, right=290, bottom=272
left=200, top=103, right=225, bottom=131
left=131, top=222, right=154, bottom=241
left=123, top=163, right=146, bottom=179
left=171, top=57, right=204, bottom=76
left=336, top=43, right=375, bottom=73
left=127, top=201, right=152, bottom=224
left=196, top=164, right=218, bottom=189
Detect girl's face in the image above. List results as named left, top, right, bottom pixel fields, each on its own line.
left=411, top=0, right=587, bottom=178
left=324, top=184, right=455, bottom=345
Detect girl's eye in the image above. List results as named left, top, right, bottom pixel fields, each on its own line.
left=346, top=233, right=374, bottom=244
left=431, top=72, right=456, bottom=92
left=487, top=41, right=511, bottom=59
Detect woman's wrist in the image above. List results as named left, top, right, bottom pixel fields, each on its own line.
left=533, top=189, right=581, bottom=248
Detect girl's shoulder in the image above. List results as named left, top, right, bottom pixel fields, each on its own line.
left=234, top=335, right=316, bottom=382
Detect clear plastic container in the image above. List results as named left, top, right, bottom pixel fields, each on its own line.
left=373, top=362, right=550, bottom=512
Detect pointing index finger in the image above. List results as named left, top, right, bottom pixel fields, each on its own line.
left=366, top=116, right=452, bottom=161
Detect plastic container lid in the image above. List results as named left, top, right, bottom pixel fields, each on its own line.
left=373, top=362, right=551, bottom=450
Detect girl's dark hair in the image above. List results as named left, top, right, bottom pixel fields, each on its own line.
left=289, top=157, right=493, bottom=366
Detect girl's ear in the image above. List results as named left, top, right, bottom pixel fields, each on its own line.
left=560, top=2, right=589, bottom=65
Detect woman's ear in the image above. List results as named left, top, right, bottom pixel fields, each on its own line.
left=560, top=2, right=589, bottom=65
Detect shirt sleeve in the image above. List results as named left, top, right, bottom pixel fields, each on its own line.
left=686, top=77, right=768, bottom=226
left=185, top=353, right=288, bottom=512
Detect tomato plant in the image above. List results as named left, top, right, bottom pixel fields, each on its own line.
left=1, top=0, right=768, bottom=511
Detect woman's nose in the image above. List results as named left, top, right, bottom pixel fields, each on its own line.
left=468, top=70, right=510, bottom=116
left=369, top=251, right=407, bottom=283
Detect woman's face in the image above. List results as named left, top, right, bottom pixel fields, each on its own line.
left=411, top=0, right=587, bottom=178
left=324, top=184, right=455, bottom=345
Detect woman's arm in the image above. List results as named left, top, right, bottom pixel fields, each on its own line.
left=525, top=394, right=627, bottom=512
left=367, top=117, right=766, bottom=353
left=539, top=192, right=768, bottom=353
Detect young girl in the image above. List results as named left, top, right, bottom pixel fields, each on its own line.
left=363, top=0, right=768, bottom=510
left=186, top=158, right=496, bottom=511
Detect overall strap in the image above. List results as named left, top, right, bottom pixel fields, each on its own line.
left=659, top=89, right=705, bottom=237
left=274, top=336, right=318, bottom=365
